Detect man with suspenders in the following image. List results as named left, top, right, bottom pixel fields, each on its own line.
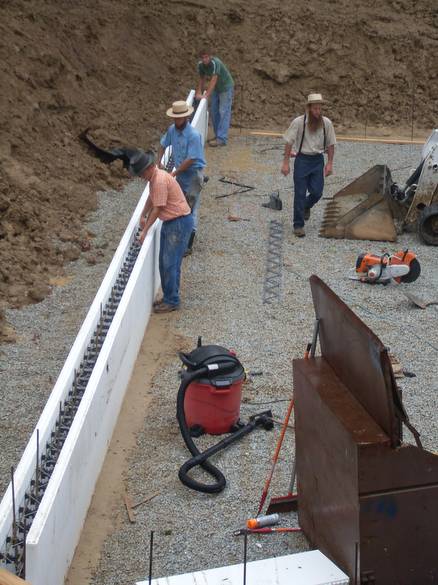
left=281, top=93, right=336, bottom=237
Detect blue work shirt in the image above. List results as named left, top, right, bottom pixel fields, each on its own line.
left=160, top=123, right=206, bottom=193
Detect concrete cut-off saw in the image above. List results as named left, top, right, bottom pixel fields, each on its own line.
left=352, top=249, right=420, bottom=284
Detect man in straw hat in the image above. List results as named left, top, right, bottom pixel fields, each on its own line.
left=281, top=93, right=336, bottom=237
left=158, top=100, right=206, bottom=255
left=196, top=49, right=234, bottom=147
left=130, top=149, right=194, bottom=313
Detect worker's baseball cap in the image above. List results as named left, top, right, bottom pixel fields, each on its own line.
left=307, top=93, right=325, bottom=105
left=166, top=100, right=194, bottom=118
left=129, top=150, right=155, bottom=177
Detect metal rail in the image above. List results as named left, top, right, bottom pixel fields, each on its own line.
left=262, top=219, right=284, bottom=304
left=0, top=234, right=143, bottom=578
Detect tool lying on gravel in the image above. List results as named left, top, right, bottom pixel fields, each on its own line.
left=177, top=338, right=273, bottom=493
left=215, top=177, right=255, bottom=199
left=320, top=129, right=438, bottom=244
left=262, top=219, right=284, bottom=304
left=404, top=291, right=438, bottom=309
left=123, top=492, right=136, bottom=524
left=262, top=190, right=282, bottom=210
left=247, top=513, right=279, bottom=529
left=227, top=214, right=250, bottom=222
left=233, top=527, right=302, bottom=536
left=351, top=249, right=421, bottom=284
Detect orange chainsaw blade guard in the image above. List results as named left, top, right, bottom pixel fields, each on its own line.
left=387, top=250, right=418, bottom=283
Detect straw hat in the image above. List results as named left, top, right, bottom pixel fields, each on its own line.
left=129, top=150, right=155, bottom=177
left=306, top=93, right=325, bottom=105
left=166, top=100, right=194, bottom=118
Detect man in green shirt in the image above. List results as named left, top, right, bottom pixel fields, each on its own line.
left=196, top=49, right=234, bottom=147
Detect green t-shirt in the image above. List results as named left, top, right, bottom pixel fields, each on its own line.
left=198, top=57, right=234, bottom=93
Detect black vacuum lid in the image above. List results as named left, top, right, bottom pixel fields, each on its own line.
left=179, top=344, right=245, bottom=384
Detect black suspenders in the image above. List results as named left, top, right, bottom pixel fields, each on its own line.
left=297, top=114, right=306, bottom=155
left=297, top=114, right=327, bottom=154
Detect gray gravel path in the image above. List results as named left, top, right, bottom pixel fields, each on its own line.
left=0, top=181, right=144, bottom=497
left=90, top=136, right=438, bottom=585
left=1, top=136, right=437, bottom=585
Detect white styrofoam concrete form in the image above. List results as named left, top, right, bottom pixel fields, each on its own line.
left=136, top=551, right=349, bottom=585
left=0, top=93, right=208, bottom=585
left=0, top=190, right=154, bottom=548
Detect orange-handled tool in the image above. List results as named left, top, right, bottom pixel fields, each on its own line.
left=256, top=396, right=295, bottom=515
left=234, top=527, right=302, bottom=536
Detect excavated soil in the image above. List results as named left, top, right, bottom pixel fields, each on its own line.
left=1, top=0, right=437, bottom=340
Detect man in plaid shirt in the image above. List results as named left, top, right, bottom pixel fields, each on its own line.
left=130, top=150, right=193, bottom=313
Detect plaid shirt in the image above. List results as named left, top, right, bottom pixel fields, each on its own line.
left=149, top=167, right=191, bottom=221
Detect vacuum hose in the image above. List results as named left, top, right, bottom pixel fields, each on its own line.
left=177, top=357, right=272, bottom=493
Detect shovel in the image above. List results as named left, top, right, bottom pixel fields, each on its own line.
left=404, top=292, right=438, bottom=309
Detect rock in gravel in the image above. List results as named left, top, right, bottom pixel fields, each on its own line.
left=63, top=245, right=81, bottom=262
left=28, top=284, right=50, bottom=303
left=86, top=255, right=97, bottom=266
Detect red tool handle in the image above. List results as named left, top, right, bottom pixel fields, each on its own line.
left=256, top=396, right=295, bottom=515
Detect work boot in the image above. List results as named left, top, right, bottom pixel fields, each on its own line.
left=209, top=139, right=226, bottom=147
left=294, top=227, right=305, bottom=237
left=154, top=303, right=179, bottom=314
left=184, top=230, right=196, bottom=256
left=304, top=207, right=311, bottom=221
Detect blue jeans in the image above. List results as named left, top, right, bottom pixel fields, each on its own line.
left=177, top=170, right=204, bottom=232
left=293, top=153, right=324, bottom=228
left=210, top=86, right=234, bottom=144
left=191, top=192, right=201, bottom=231
left=159, top=214, right=194, bottom=306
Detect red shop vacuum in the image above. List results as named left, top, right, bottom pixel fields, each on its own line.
left=177, top=338, right=273, bottom=494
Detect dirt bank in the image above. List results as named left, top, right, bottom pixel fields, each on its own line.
left=1, top=0, right=437, bottom=339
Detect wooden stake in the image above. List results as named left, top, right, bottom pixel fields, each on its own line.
left=249, top=130, right=424, bottom=145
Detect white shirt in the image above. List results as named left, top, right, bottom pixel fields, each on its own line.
left=283, top=114, right=336, bottom=155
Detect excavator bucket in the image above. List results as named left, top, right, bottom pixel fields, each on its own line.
left=320, top=165, right=397, bottom=242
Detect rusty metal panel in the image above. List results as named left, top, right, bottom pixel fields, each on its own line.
left=294, top=358, right=361, bottom=578
left=309, top=275, right=402, bottom=446
left=359, top=443, right=438, bottom=494
left=360, top=486, right=438, bottom=584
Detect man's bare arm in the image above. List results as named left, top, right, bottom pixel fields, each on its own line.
left=138, top=206, right=160, bottom=243
left=281, top=143, right=293, bottom=176
left=324, top=145, right=335, bottom=177
left=171, top=158, right=195, bottom=177
left=139, top=196, right=153, bottom=228
left=204, top=75, right=218, bottom=98
left=157, top=145, right=165, bottom=169
left=195, top=77, right=205, bottom=99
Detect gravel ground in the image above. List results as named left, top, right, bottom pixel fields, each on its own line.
left=0, top=181, right=144, bottom=497
left=2, top=136, right=437, bottom=584
left=89, top=136, right=438, bottom=585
